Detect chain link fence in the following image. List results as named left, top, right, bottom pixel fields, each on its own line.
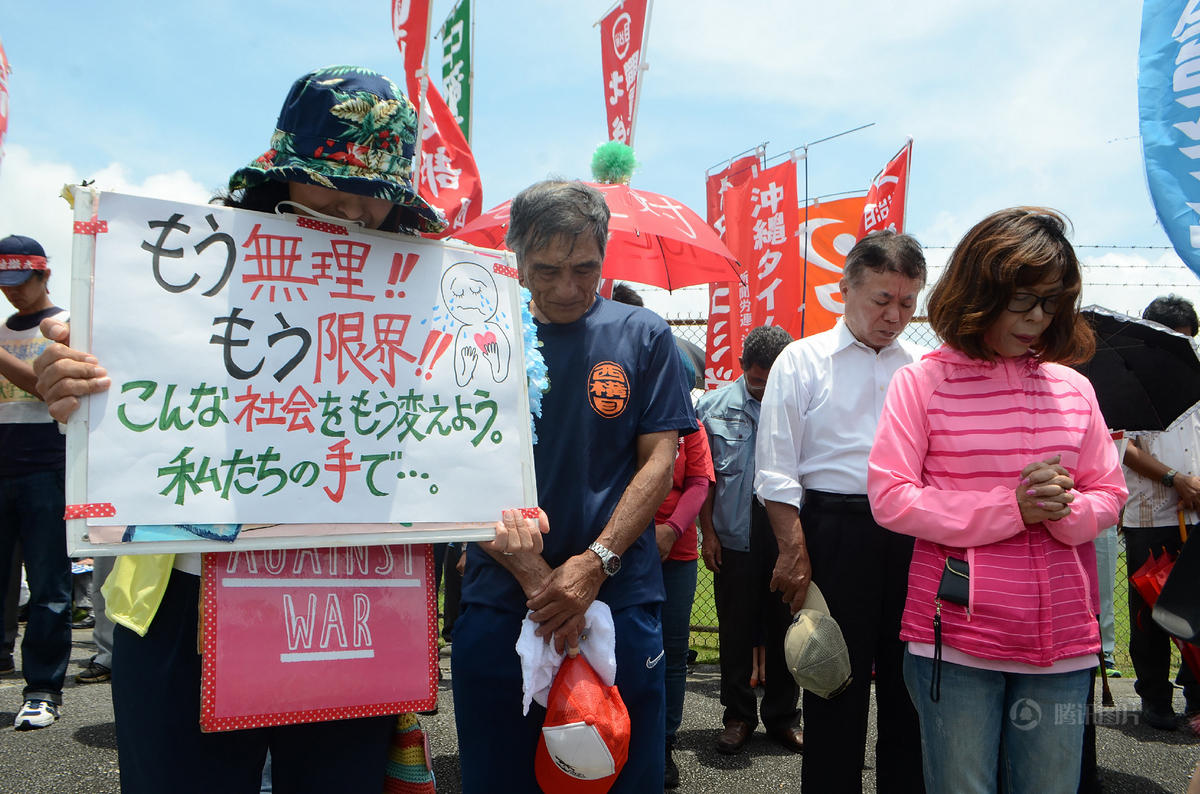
left=669, top=317, right=1135, bottom=670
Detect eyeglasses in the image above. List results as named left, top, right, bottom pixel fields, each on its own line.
left=1007, top=292, right=1063, bottom=314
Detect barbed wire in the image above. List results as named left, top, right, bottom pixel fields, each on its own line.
left=922, top=245, right=1174, bottom=250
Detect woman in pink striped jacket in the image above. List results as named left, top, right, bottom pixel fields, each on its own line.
left=867, top=207, right=1128, bottom=794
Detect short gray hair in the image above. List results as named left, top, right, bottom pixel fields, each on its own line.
left=842, top=230, right=926, bottom=289
left=505, top=180, right=610, bottom=266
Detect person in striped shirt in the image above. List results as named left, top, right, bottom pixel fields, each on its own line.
left=868, top=207, right=1128, bottom=794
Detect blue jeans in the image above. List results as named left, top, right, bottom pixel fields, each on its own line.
left=0, top=469, right=71, bottom=703
left=452, top=601, right=665, bottom=793
left=1093, top=525, right=1117, bottom=657
left=662, top=558, right=697, bottom=744
left=91, top=554, right=115, bottom=668
left=903, top=650, right=1091, bottom=794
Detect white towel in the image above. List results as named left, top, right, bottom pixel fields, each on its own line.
left=516, top=600, right=617, bottom=715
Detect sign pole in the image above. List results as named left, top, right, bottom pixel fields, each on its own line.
left=628, top=0, right=653, bottom=151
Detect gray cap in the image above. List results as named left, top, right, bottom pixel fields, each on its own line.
left=784, top=582, right=852, bottom=699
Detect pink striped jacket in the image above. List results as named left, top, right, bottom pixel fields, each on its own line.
left=867, top=345, right=1128, bottom=667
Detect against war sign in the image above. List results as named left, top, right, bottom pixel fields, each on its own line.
left=199, top=545, right=436, bottom=731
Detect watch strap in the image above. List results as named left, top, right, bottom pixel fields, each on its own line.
left=588, top=541, right=621, bottom=576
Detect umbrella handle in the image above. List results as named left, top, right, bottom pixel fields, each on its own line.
left=1180, top=508, right=1189, bottom=545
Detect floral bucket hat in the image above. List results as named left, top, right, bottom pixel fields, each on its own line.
left=229, top=65, right=447, bottom=234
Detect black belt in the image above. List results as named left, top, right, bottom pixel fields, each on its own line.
left=804, top=490, right=871, bottom=512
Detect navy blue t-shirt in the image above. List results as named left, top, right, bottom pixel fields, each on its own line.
left=462, top=296, right=696, bottom=613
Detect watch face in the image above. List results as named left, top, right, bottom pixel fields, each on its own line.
left=590, top=542, right=621, bottom=575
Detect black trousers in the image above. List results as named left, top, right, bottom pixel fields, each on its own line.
left=112, top=570, right=394, bottom=794
left=1125, top=525, right=1200, bottom=709
left=433, top=542, right=464, bottom=643
left=2, top=541, right=19, bottom=659
left=800, top=492, right=925, bottom=794
left=713, top=499, right=800, bottom=732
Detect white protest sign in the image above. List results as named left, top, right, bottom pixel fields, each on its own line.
left=65, top=189, right=537, bottom=553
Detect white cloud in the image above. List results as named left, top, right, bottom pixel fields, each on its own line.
left=0, top=144, right=78, bottom=276
left=642, top=1, right=1150, bottom=246
left=0, top=144, right=211, bottom=310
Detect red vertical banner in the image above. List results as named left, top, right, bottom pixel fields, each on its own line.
left=415, top=81, right=483, bottom=235
left=726, top=161, right=804, bottom=339
left=704, top=156, right=756, bottom=389
left=599, top=0, right=649, bottom=145
left=391, top=0, right=432, bottom=82
left=0, top=36, right=10, bottom=170
left=857, top=139, right=912, bottom=239
left=799, top=195, right=867, bottom=337
left=391, top=0, right=483, bottom=235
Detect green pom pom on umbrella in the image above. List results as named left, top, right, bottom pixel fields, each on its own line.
left=591, top=141, right=638, bottom=185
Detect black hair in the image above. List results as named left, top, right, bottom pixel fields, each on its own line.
left=1143, top=294, right=1199, bottom=337
left=843, top=229, right=927, bottom=288
left=611, top=283, right=643, bottom=306
left=741, top=325, right=792, bottom=369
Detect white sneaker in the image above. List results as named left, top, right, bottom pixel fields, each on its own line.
left=14, top=699, right=59, bottom=730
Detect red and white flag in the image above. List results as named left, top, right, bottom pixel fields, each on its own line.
left=857, top=139, right=912, bottom=239
left=391, top=0, right=432, bottom=82
left=725, top=160, right=803, bottom=338
left=599, top=0, right=649, bottom=146
left=704, top=156, right=756, bottom=389
left=0, top=36, right=11, bottom=171
left=391, top=0, right=482, bottom=235
left=415, top=80, right=483, bottom=235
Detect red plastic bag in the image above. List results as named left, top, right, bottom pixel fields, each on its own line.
left=1130, top=550, right=1175, bottom=607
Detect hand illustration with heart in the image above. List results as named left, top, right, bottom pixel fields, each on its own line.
left=441, top=261, right=513, bottom=388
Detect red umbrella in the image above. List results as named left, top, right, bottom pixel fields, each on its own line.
left=452, top=183, right=744, bottom=290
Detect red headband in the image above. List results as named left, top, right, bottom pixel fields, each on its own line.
left=0, top=255, right=48, bottom=271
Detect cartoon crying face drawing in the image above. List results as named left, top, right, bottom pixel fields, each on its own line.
left=441, top=262, right=512, bottom=387
left=441, top=262, right=499, bottom=325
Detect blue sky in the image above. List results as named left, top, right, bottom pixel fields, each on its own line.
left=1, top=0, right=1197, bottom=317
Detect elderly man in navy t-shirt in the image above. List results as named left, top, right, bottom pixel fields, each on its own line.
left=452, top=181, right=697, bottom=792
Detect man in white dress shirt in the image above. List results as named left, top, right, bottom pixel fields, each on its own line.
left=755, top=230, right=927, bottom=793
left=1120, top=294, right=1200, bottom=731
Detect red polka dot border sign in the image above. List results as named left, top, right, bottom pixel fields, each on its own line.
left=199, top=544, right=437, bottom=731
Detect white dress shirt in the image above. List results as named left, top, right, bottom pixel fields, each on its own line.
left=755, top=318, right=923, bottom=508
left=1124, top=406, right=1200, bottom=528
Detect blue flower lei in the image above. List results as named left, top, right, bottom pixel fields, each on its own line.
left=521, top=286, right=548, bottom=444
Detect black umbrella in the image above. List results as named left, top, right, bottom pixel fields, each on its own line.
left=673, top=336, right=705, bottom=390
left=1073, top=306, right=1200, bottom=432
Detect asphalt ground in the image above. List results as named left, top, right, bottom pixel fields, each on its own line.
left=1, top=630, right=1198, bottom=793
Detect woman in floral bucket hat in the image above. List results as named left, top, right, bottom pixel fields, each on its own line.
left=226, top=64, right=447, bottom=234
left=32, top=66, right=544, bottom=794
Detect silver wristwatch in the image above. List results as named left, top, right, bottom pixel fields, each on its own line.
left=588, top=541, right=622, bottom=577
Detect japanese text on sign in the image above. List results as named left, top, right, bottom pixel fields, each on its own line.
left=82, top=192, right=534, bottom=529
